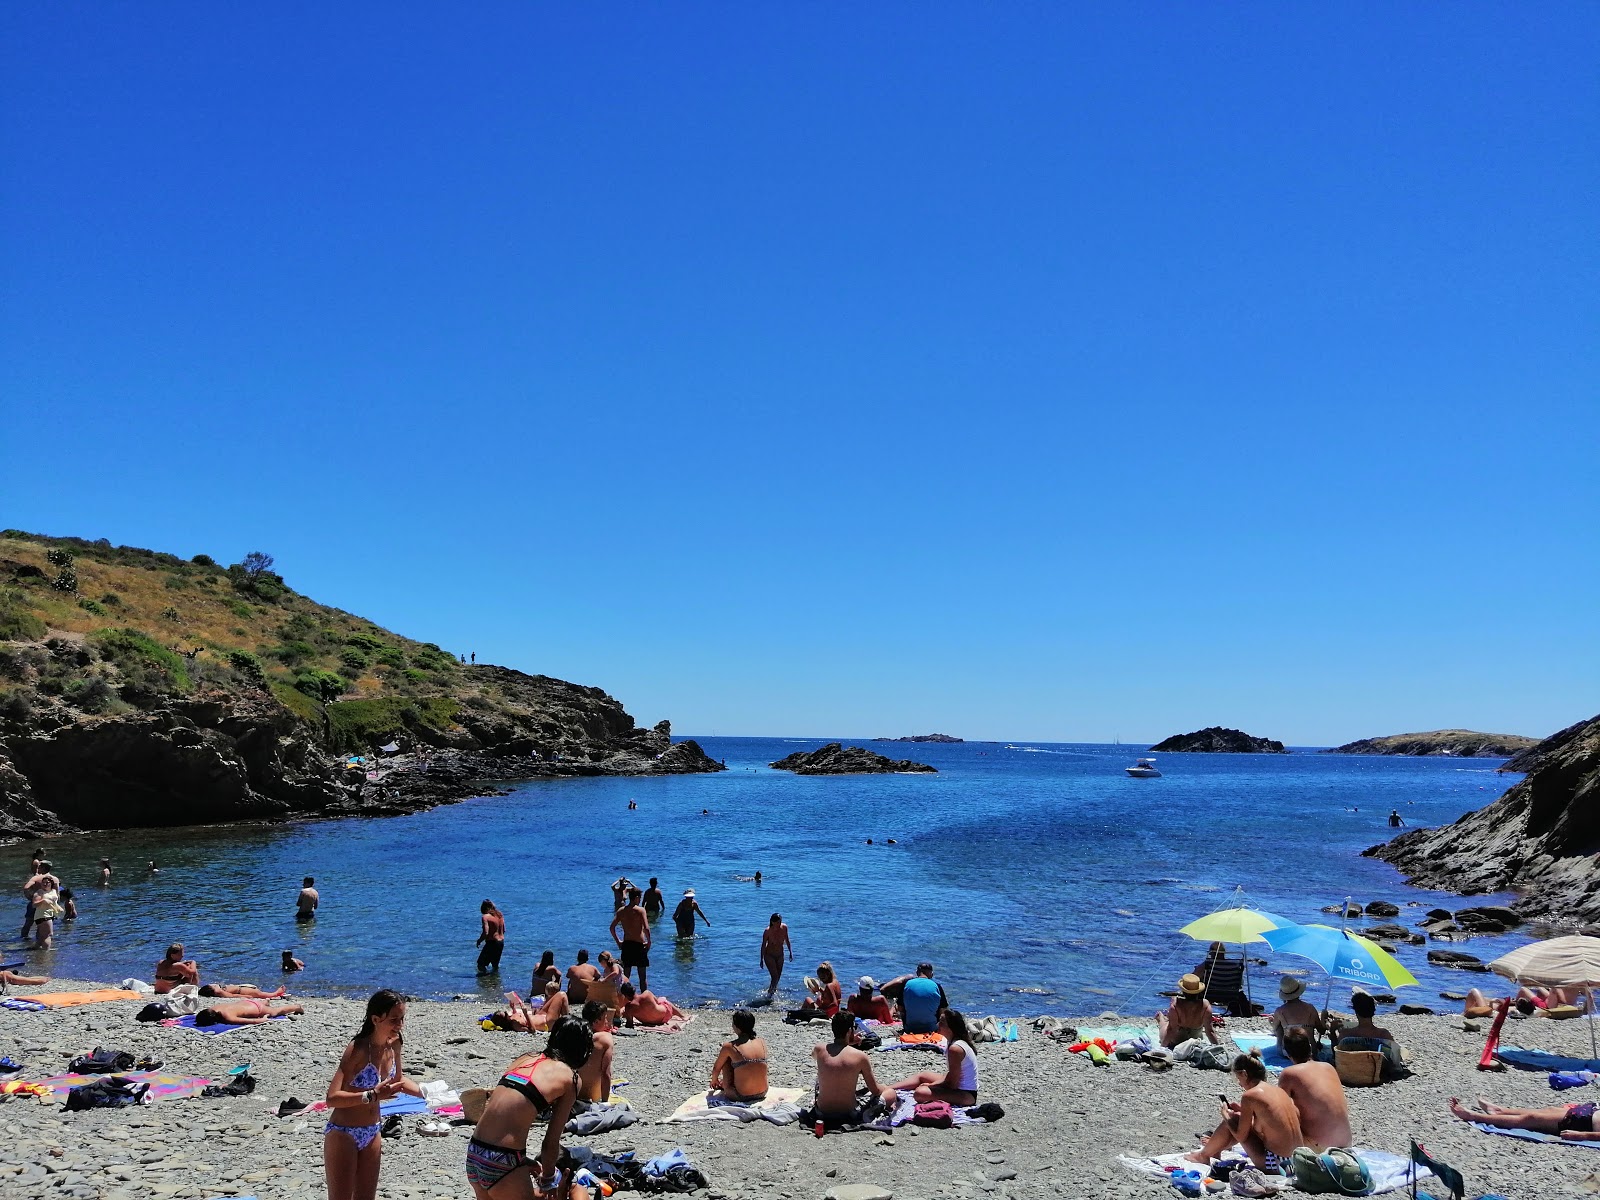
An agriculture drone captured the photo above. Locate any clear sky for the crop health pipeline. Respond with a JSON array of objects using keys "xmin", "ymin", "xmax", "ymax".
[{"xmin": 3, "ymin": 5, "xmax": 1596, "ymax": 744}]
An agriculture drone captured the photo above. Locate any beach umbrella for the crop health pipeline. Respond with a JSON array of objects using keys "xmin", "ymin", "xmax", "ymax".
[
  {"xmin": 1489, "ymin": 935, "xmax": 1600, "ymax": 1059},
  {"xmin": 1260, "ymin": 923, "xmax": 1419, "ymax": 991},
  {"xmin": 1179, "ymin": 907, "xmax": 1292, "ymax": 945}
]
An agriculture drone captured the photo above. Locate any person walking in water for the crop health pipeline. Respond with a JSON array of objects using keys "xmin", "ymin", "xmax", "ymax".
[
  {"xmin": 1387, "ymin": 809, "xmax": 1404, "ymax": 828},
  {"xmin": 761, "ymin": 913, "xmax": 793, "ymax": 996},
  {"xmin": 297, "ymin": 876, "xmax": 319, "ymax": 922},
  {"xmin": 673, "ymin": 889, "xmax": 711, "ymax": 938},
  {"xmin": 642, "ymin": 877, "xmax": 665, "ymax": 916},
  {"xmin": 609, "ymin": 886, "xmax": 652, "ymax": 991},
  {"xmin": 98, "ymin": 858, "xmax": 111, "ymax": 886},
  {"xmin": 476, "ymin": 900, "xmax": 506, "ymax": 974}
]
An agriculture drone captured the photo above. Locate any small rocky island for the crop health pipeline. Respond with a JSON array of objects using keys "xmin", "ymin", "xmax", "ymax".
[
  {"xmin": 770, "ymin": 743, "xmax": 937, "ymax": 775},
  {"xmin": 1325, "ymin": 729, "xmax": 1538, "ymax": 757},
  {"xmin": 872, "ymin": 733, "xmax": 963, "ymax": 743},
  {"xmin": 1149, "ymin": 726, "xmax": 1287, "ymax": 753}
]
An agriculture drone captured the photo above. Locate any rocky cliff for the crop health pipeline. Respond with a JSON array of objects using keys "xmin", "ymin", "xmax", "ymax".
[
  {"xmin": 770, "ymin": 743, "xmax": 937, "ymax": 775},
  {"xmin": 1149, "ymin": 727, "xmax": 1287, "ymax": 753},
  {"xmin": 1367, "ymin": 712, "xmax": 1600, "ymax": 923},
  {"xmin": 1325, "ymin": 729, "xmax": 1538, "ymax": 757},
  {"xmin": 0, "ymin": 532, "xmax": 721, "ymax": 836}
]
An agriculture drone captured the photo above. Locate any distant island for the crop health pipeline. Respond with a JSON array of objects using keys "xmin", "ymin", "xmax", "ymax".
[
  {"xmin": 770, "ymin": 743, "xmax": 937, "ymax": 775},
  {"xmin": 872, "ymin": 733, "xmax": 963, "ymax": 743},
  {"xmin": 1149, "ymin": 727, "xmax": 1287, "ymax": 753},
  {"xmin": 1324, "ymin": 729, "xmax": 1539, "ymax": 758}
]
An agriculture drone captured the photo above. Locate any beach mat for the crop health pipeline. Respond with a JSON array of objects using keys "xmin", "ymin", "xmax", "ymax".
[
  {"xmin": 1076, "ymin": 1024, "xmax": 1157, "ymax": 1045},
  {"xmin": 1496, "ymin": 1046, "xmax": 1600, "ymax": 1072},
  {"xmin": 1118, "ymin": 1147, "xmax": 1425, "ymax": 1195},
  {"xmin": 1470, "ymin": 1121, "xmax": 1600, "ymax": 1148},
  {"xmin": 30, "ymin": 1069, "xmax": 210, "ymax": 1102},
  {"xmin": 661, "ymin": 1086, "xmax": 806, "ymax": 1124},
  {"xmin": 16, "ymin": 989, "xmax": 142, "ymax": 1008},
  {"xmin": 160, "ymin": 1013, "xmax": 289, "ymax": 1035}
]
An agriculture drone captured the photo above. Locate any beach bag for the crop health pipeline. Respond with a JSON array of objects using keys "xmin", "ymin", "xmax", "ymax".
[
  {"xmin": 135, "ymin": 1002, "xmax": 177, "ymax": 1023},
  {"xmin": 912, "ymin": 1100, "xmax": 954, "ymax": 1128},
  {"xmin": 63, "ymin": 1075, "xmax": 150, "ymax": 1111},
  {"xmin": 1193, "ymin": 1043, "xmax": 1234, "ymax": 1071},
  {"xmin": 1334, "ymin": 1048, "xmax": 1385, "ymax": 1088},
  {"xmin": 1290, "ymin": 1146, "xmax": 1372, "ymax": 1195},
  {"xmin": 67, "ymin": 1048, "xmax": 135, "ymax": 1075}
]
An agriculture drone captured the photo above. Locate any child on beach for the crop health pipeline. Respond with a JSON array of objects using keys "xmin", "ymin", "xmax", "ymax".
[{"xmin": 324, "ymin": 989, "xmax": 419, "ymax": 1200}]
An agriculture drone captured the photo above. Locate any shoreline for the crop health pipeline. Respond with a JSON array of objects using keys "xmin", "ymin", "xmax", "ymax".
[{"xmin": 2, "ymin": 977, "xmax": 1594, "ymax": 1200}]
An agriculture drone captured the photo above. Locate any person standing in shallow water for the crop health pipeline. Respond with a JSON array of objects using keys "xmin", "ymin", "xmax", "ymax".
[
  {"xmin": 760, "ymin": 913, "xmax": 792, "ymax": 995},
  {"xmin": 642, "ymin": 877, "xmax": 664, "ymax": 916},
  {"xmin": 673, "ymin": 889, "xmax": 710, "ymax": 938},
  {"xmin": 297, "ymin": 876, "xmax": 319, "ymax": 922},
  {"xmin": 476, "ymin": 900, "xmax": 506, "ymax": 974},
  {"xmin": 324, "ymin": 989, "xmax": 419, "ymax": 1200}
]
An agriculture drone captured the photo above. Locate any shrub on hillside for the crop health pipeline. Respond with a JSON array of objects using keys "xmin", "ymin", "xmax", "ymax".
[
  {"xmin": 338, "ymin": 647, "xmax": 369, "ymax": 670},
  {"xmin": 90, "ymin": 627, "xmax": 190, "ymax": 706},
  {"xmin": 403, "ymin": 668, "xmax": 426, "ymax": 682},
  {"xmin": 0, "ymin": 688, "xmax": 33, "ymax": 724},
  {"xmin": 293, "ymin": 669, "xmax": 346, "ymax": 703},
  {"xmin": 227, "ymin": 600, "xmax": 253, "ymax": 619},
  {"xmin": 191, "ymin": 553, "xmax": 216, "ymax": 567},
  {"xmin": 376, "ymin": 646, "xmax": 406, "ymax": 669},
  {"xmin": 346, "ymin": 632, "xmax": 386, "ymax": 653},
  {"xmin": 0, "ymin": 594, "xmax": 46, "ymax": 641},
  {"xmin": 45, "ymin": 548, "xmax": 74, "ymax": 568},
  {"xmin": 271, "ymin": 640, "xmax": 316, "ymax": 666},
  {"xmin": 163, "ymin": 574, "xmax": 188, "ymax": 590},
  {"xmin": 79, "ymin": 598, "xmax": 106, "ymax": 615},
  {"xmin": 66, "ymin": 675, "xmax": 117, "ymax": 713},
  {"xmin": 50, "ymin": 568, "xmax": 77, "ymax": 593},
  {"xmin": 160, "ymin": 606, "xmax": 182, "ymax": 621},
  {"xmin": 99, "ymin": 592, "xmax": 122, "ymax": 607},
  {"xmin": 226, "ymin": 649, "xmax": 267, "ymax": 684}
]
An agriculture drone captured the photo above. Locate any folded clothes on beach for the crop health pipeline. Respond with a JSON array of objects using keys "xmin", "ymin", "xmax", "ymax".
[
  {"xmin": 1496, "ymin": 1046, "xmax": 1600, "ymax": 1073},
  {"xmin": 1468, "ymin": 1121, "xmax": 1600, "ymax": 1148},
  {"xmin": 875, "ymin": 1032, "xmax": 947, "ymax": 1052},
  {"xmin": 661, "ymin": 1087, "xmax": 806, "ymax": 1124},
  {"xmin": 16, "ymin": 989, "xmax": 143, "ymax": 1008},
  {"xmin": 379, "ymin": 1094, "xmax": 429, "ymax": 1116},
  {"xmin": 159, "ymin": 1013, "xmax": 289, "ymax": 1035},
  {"xmin": 28, "ymin": 1069, "xmax": 210, "ymax": 1102},
  {"xmin": 568, "ymin": 1100, "xmax": 641, "ymax": 1134},
  {"xmin": 1118, "ymin": 1148, "xmax": 1424, "ymax": 1195}
]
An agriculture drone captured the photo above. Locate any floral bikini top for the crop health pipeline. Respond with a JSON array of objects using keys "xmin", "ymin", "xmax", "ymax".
[{"xmin": 351, "ymin": 1056, "xmax": 394, "ymax": 1092}]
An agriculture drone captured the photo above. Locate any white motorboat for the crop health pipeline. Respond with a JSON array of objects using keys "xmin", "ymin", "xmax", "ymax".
[{"xmin": 1125, "ymin": 758, "xmax": 1161, "ymax": 778}]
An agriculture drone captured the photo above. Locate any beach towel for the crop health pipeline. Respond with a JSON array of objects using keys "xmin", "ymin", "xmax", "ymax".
[
  {"xmin": 876, "ymin": 1032, "xmax": 947, "ymax": 1052},
  {"xmin": 29, "ymin": 1069, "xmax": 210, "ymax": 1103},
  {"xmin": 16, "ymin": 989, "xmax": 143, "ymax": 1008},
  {"xmin": 0, "ymin": 997, "xmax": 46, "ymax": 1011},
  {"xmin": 1118, "ymin": 1148, "xmax": 1425, "ymax": 1195},
  {"xmin": 1075, "ymin": 1024, "xmax": 1157, "ymax": 1045},
  {"xmin": 1495, "ymin": 1046, "xmax": 1600, "ymax": 1073},
  {"xmin": 1468, "ymin": 1121, "xmax": 1600, "ymax": 1148},
  {"xmin": 1229, "ymin": 1033, "xmax": 1292, "ymax": 1072},
  {"xmin": 159, "ymin": 1013, "xmax": 289, "ymax": 1035},
  {"xmin": 661, "ymin": 1087, "xmax": 807, "ymax": 1125},
  {"xmin": 379, "ymin": 1094, "xmax": 429, "ymax": 1116}
]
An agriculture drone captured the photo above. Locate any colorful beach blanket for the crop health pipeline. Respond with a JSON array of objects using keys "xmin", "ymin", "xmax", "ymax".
[
  {"xmin": 159, "ymin": 1013, "xmax": 289, "ymax": 1035},
  {"xmin": 1117, "ymin": 1148, "xmax": 1426, "ymax": 1195},
  {"xmin": 30, "ymin": 1069, "xmax": 210, "ymax": 1102},
  {"xmin": 1469, "ymin": 1121, "xmax": 1600, "ymax": 1148},
  {"xmin": 16, "ymin": 989, "xmax": 143, "ymax": 1008},
  {"xmin": 661, "ymin": 1086, "xmax": 807, "ymax": 1124}
]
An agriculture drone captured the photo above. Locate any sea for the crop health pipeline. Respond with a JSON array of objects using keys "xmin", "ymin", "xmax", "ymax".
[{"xmin": 12, "ymin": 738, "xmax": 1530, "ymax": 1016}]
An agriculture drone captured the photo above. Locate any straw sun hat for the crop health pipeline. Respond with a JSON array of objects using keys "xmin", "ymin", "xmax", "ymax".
[{"xmin": 1179, "ymin": 973, "xmax": 1205, "ymax": 996}]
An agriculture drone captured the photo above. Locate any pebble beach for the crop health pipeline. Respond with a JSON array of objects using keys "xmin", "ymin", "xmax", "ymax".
[{"xmin": 3, "ymin": 979, "xmax": 1597, "ymax": 1200}]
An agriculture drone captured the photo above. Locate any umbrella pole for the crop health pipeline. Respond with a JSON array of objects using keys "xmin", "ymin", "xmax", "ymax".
[
  {"xmin": 1590, "ymin": 987, "xmax": 1597, "ymax": 1061},
  {"xmin": 1323, "ymin": 895, "xmax": 1352, "ymax": 1021}
]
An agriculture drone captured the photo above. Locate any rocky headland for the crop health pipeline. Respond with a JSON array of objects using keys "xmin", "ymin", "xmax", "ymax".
[
  {"xmin": 769, "ymin": 742, "xmax": 937, "ymax": 774},
  {"xmin": 872, "ymin": 733, "xmax": 963, "ymax": 743},
  {"xmin": 1148, "ymin": 726, "xmax": 1287, "ymax": 753},
  {"xmin": 0, "ymin": 532, "xmax": 721, "ymax": 837},
  {"xmin": 1324, "ymin": 729, "xmax": 1538, "ymax": 757},
  {"xmin": 1367, "ymin": 711, "xmax": 1600, "ymax": 925}
]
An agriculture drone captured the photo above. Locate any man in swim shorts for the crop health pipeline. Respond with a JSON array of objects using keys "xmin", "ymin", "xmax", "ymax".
[
  {"xmin": 609, "ymin": 887, "xmax": 651, "ymax": 991},
  {"xmin": 296, "ymin": 877, "xmax": 318, "ymax": 922},
  {"xmin": 809, "ymin": 1011, "xmax": 889, "ymax": 1128}
]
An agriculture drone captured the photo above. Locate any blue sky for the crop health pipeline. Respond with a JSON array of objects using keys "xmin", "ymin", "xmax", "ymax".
[{"xmin": 3, "ymin": 5, "xmax": 1595, "ymax": 744}]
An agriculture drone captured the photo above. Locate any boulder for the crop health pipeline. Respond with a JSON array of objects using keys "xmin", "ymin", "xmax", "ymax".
[
  {"xmin": 1457, "ymin": 905, "xmax": 1522, "ymax": 927},
  {"xmin": 770, "ymin": 743, "xmax": 936, "ymax": 775},
  {"xmin": 1321, "ymin": 903, "xmax": 1363, "ymax": 917},
  {"xmin": 1428, "ymin": 950, "xmax": 1488, "ymax": 972},
  {"xmin": 1363, "ymin": 924, "xmax": 1409, "ymax": 940},
  {"xmin": 826, "ymin": 1188, "xmax": 893, "ymax": 1200},
  {"xmin": 1365, "ymin": 901, "xmax": 1401, "ymax": 917},
  {"xmin": 1424, "ymin": 908, "xmax": 1454, "ymax": 922},
  {"xmin": 1398, "ymin": 1004, "xmax": 1435, "ymax": 1015}
]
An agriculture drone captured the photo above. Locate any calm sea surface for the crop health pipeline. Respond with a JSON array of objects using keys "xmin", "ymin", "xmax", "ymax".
[{"xmin": 13, "ymin": 739, "xmax": 1528, "ymax": 1016}]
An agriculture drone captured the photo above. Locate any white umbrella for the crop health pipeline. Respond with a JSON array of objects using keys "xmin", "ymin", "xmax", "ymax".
[{"xmin": 1490, "ymin": 935, "xmax": 1600, "ymax": 1058}]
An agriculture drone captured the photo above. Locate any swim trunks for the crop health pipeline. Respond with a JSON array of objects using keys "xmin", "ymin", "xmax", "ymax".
[
  {"xmin": 1562, "ymin": 1102, "xmax": 1596, "ymax": 1134},
  {"xmin": 621, "ymin": 940, "xmax": 649, "ymax": 971}
]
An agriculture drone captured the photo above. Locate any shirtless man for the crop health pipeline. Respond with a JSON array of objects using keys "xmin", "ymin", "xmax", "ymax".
[
  {"xmin": 295, "ymin": 877, "xmax": 318, "ymax": 922},
  {"xmin": 153, "ymin": 943, "xmax": 201, "ymax": 993},
  {"xmin": 618, "ymin": 980, "xmax": 684, "ymax": 1027},
  {"xmin": 566, "ymin": 949, "xmax": 601, "ymax": 1004},
  {"xmin": 1278, "ymin": 1033, "xmax": 1351, "ymax": 1150},
  {"xmin": 611, "ymin": 876, "xmax": 633, "ymax": 910},
  {"xmin": 1186, "ymin": 1054, "xmax": 1304, "ymax": 1168},
  {"xmin": 642, "ymin": 877, "xmax": 665, "ymax": 916},
  {"xmin": 609, "ymin": 887, "xmax": 652, "ymax": 990},
  {"xmin": 578, "ymin": 999, "xmax": 616, "ymax": 1102},
  {"xmin": 1270, "ymin": 976, "xmax": 1324, "ymax": 1053},
  {"xmin": 810, "ymin": 1011, "xmax": 889, "ymax": 1127},
  {"xmin": 760, "ymin": 913, "xmax": 793, "ymax": 996}
]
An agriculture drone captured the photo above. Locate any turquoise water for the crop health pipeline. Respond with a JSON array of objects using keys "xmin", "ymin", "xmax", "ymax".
[{"xmin": 12, "ymin": 739, "xmax": 1525, "ymax": 1015}]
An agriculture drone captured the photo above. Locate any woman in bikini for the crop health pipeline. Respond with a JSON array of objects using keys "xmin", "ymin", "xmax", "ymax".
[
  {"xmin": 760, "ymin": 914, "xmax": 793, "ymax": 996},
  {"xmin": 152, "ymin": 943, "xmax": 201, "ymax": 995},
  {"xmin": 530, "ymin": 949, "xmax": 561, "ymax": 992},
  {"xmin": 796, "ymin": 961, "xmax": 842, "ymax": 1017},
  {"xmin": 595, "ymin": 950, "xmax": 623, "ymax": 988},
  {"xmin": 196, "ymin": 997, "xmax": 305, "ymax": 1026},
  {"xmin": 884, "ymin": 1009, "xmax": 981, "ymax": 1106},
  {"xmin": 466, "ymin": 1015, "xmax": 594, "ymax": 1199},
  {"xmin": 709, "ymin": 1010, "xmax": 768, "ymax": 1102},
  {"xmin": 324, "ymin": 989, "xmax": 419, "ymax": 1200}
]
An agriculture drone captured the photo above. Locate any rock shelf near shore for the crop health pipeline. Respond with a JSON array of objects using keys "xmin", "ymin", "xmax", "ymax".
[{"xmin": 0, "ymin": 978, "xmax": 1590, "ymax": 1200}]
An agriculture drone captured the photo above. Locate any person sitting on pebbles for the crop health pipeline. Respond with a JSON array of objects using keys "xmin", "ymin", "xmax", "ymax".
[
  {"xmin": 153, "ymin": 943, "xmax": 201, "ymax": 994},
  {"xmin": 578, "ymin": 1000, "xmax": 616, "ymax": 1103},
  {"xmin": 1278, "ymin": 1033, "xmax": 1351, "ymax": 1151},
  {"xmin": 1158, "ymin": 973, "xmax": 1221, "ymax": 1048},
  {"xmin": 883, "ymin": 1009, "xmax": 980, "ymax": 1106},
  {"xmin": 709, "ymin": 1009, "xmax": 769, "ymax": 1103},
  {"xmin": 1270, "ymin": 976, "xmax": 1324, "ymax": 1054},
  {"xmin": 1334, "ymin": 991, "xmax": 1408, "ymax": 1074},
  {"xmin": 195, "ymin": 997, "xmax": 305, "ymax": 1026},
  {"xmin": 794, "ymin": 961, "xmax": 842, "ymax": 1018},
  {"xmin": 1186, "ymin": 1053, "xmax": 1304, "ymax": 1169},
  {"xmin": 809, "ymin": 1010, "xmax": 889, "ymax": 1129},
  {"xmin": 847, "ymin": 976, "xmax": 894, "ymax": 1023},
  {"xmin": 618, "ymin": 980, "xmax": 684, "ymax": 1027}
]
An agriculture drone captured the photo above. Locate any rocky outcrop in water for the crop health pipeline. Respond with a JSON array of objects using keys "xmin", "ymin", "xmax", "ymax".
[
  {"xmin": 1324, "ymin": 730, "xmax": 1538, "ymax": 757},
  {"xmin": 872, "ymin": 733, "xmax": 964, "ymax": 743},
  {"xmin": 1367, "ymin": 712, "xmax": 1600, "ymax": 924},
  {"xmin": 1149, "ymin": 727, "xmax": 1287, "ymax": 753},
  {"xmin": 770, "ymin": 743, "xmax": 937, "ymax": 775}
]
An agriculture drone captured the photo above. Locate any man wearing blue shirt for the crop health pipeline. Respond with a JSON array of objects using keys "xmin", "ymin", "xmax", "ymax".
[{"xmin": 883, "ymin": 962, "xmax": 948, "ymax": 1033}]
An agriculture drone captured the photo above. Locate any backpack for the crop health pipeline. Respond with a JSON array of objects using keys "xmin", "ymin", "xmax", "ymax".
[
  {"xmin": 67, "ymin": 1048, "xmax": 136, "ymax": 1075},
  {"xmin": 63, "ymin": 1076, "xmax": 150, "ymax": 1111},
  {"xmin": 912, "ymin": 1100, "xmax": 954, "ymax": 1128},
  {"xmin": 136, "ymin": 1002, "xmax": 176, "ymax": 1023},
  {"xmin": 1290, "ymin": 1146, "xmax": 1373, "ymax": 1195}
]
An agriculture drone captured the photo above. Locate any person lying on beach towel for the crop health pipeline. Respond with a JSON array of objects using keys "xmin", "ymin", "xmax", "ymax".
[
  {"xmin": 619, "ymin": 981, "xmax": 684, "ymax": 1027},
  {"xmin": 807, "ymin": 1011, "xmax": 891, "ymax": 1129},
  {"xmin": 195, "ymin": 998, "xmax": 304, "ymax": 1026},
  {"xmin": 0, "ymin": 967, "xmax": 48, "ymax": 988},
  {"xmin": 198, "ymin": 983, "xmax": 289, "ymax": 1000},
  {"xmin": 1449, "ymin": 1095, "xmax": 1600, "ymax": 1141},
  {"xmin": 1463, "ymin": 985, "xmax": 1589, "ymax": 1019},
  {"xmin": 709, "ymin": 1009, "xmax": 769, "ymax": 1102},
  {"xmin": 1185, "ymin": 1052, "xmax": 1303, "ymax": 1169}
]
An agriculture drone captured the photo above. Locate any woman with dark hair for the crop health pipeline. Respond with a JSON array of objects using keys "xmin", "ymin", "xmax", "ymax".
[
  {"xmin": 884, "ymin": 1009, "xmax": 980, "ymax": 1105},
  {"xmin": 760, "ymin": 913, "xmax": 792, "ymax": 996},
  {"xmin": 324, "ymin": 989, "xmax": 420, "ymax": 1200},
  {"xmin": 709, "ymin": 1010, "xmax": 768, "ymax": 1103},
  {"xmin": 531, "ymin": 949, "xmax": 560, "ymax": 992},
  {"xmin": 466, "ymin": 1015, "xmax": 595, "ymax": 1199},
  {"xmin": 477, "ymin": 901, "xmax": 506, "ymax": 975}
]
